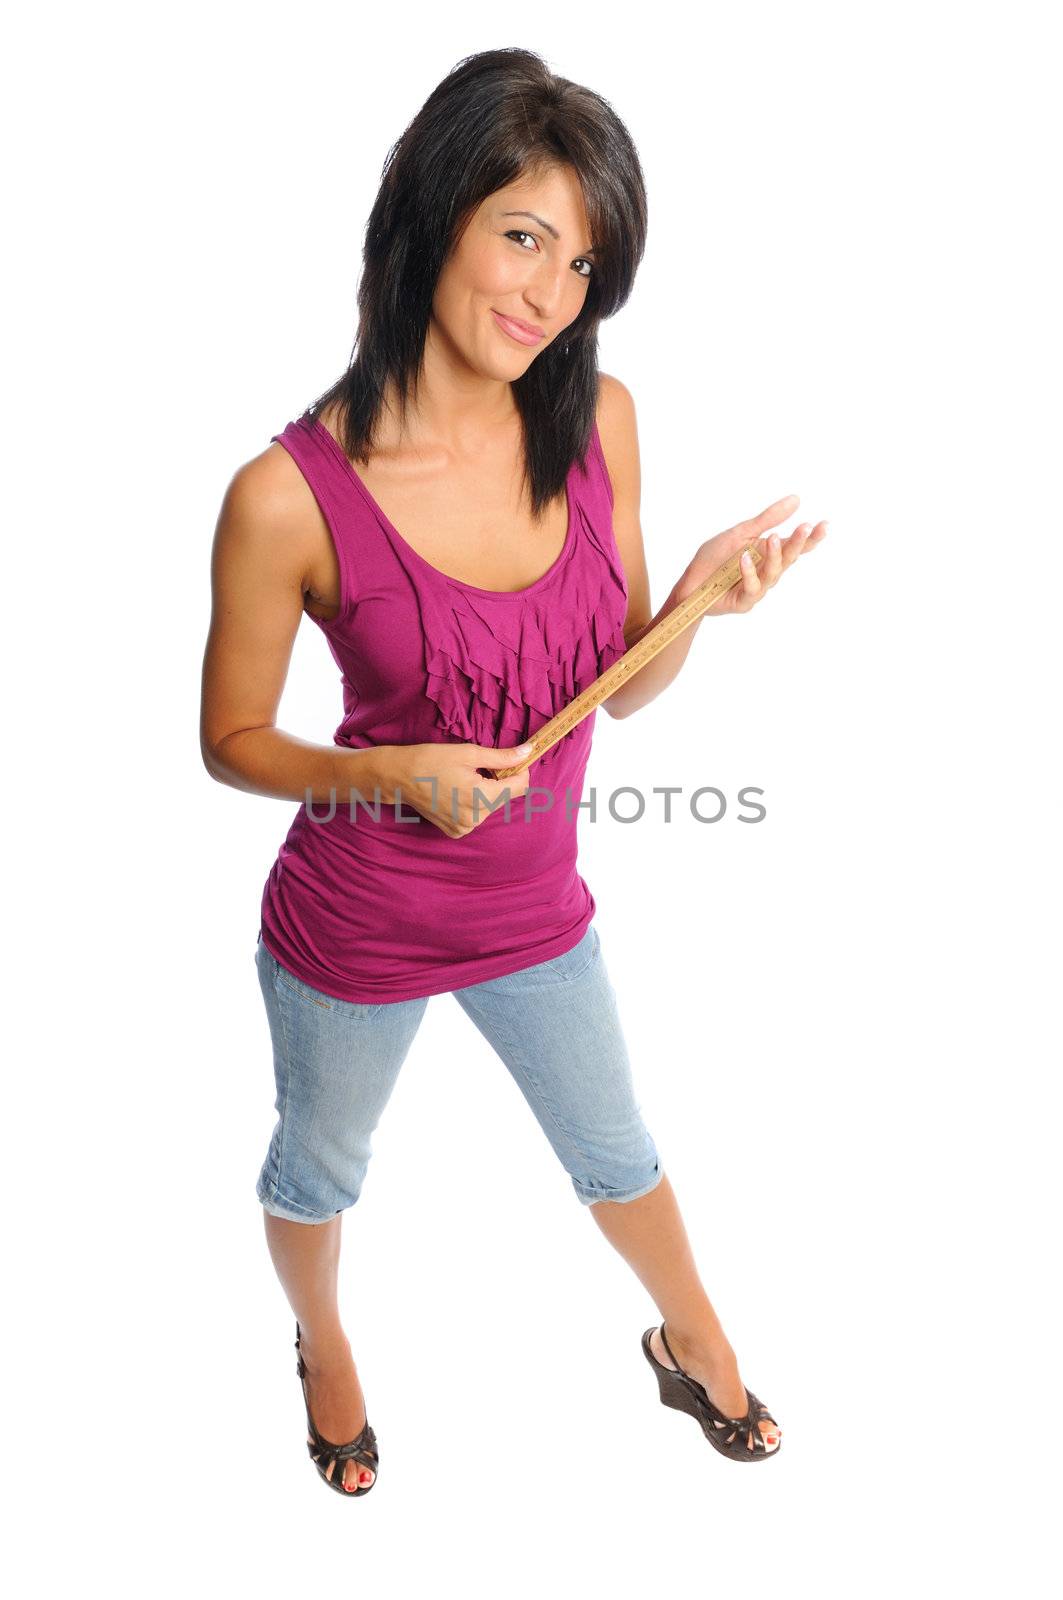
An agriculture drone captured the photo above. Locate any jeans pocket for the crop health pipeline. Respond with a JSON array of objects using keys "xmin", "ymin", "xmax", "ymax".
[
  {"xmin": 274, "ymin": 962, "xmax": 382, "ymax": 1020},
  {"xmin": 275, "ymin": 968, "xmax": 335, "ymax": 1011},
  {"xmin": 543, "ymin": 924, "xmax": 599, "ymax": 984}
]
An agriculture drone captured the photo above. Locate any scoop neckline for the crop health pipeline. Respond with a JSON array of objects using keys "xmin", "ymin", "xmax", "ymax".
[{"xmin": 310, "ymin": 415, "xmax": 577, "ymax": 599}]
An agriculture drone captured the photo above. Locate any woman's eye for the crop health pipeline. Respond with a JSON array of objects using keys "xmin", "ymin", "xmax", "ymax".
[{"xmin": 505, "ymin": 231, "xmax": 594, "ymax": 280}]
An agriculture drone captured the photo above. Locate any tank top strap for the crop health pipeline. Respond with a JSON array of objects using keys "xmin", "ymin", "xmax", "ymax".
[
  {"xmin": 587, "ymin": 417, "xmax": 615, "ymax": 509},
  {"xmin": 573, "ymin": 415, "xmax": 625, "ymax": 600},
  {"xmin": 269, "ymin": 414, "xmax": 386, "ymax": 622}
]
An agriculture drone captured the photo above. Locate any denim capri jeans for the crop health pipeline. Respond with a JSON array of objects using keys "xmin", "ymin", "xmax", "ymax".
[{"xmin": 254, "ymin": 922, "xmax": 663, "ymax": 1222}]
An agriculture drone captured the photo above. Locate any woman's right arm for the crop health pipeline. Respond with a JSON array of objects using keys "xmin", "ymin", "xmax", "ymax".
[
  {"xmin": 199, "ymin": 446, "xmax": 386, "ymax": 804},
  {"xmin": 199, "ymin": 447, "xmax": 534, "ymax": 832}
]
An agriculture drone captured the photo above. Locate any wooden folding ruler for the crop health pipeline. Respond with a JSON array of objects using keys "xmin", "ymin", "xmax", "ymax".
[{"xmin": 488, "ymin": 542, "xmax": 766, "ymax": 780}]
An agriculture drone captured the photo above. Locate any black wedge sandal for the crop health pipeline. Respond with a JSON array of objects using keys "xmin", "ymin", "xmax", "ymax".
[
  {"xmin": 295, "ymin": 1320, "xmax": 380, "ymax": 1496},
  {"xmin": 642, "ymin": 1322, "xmax": 782, "ymax": 1463}
]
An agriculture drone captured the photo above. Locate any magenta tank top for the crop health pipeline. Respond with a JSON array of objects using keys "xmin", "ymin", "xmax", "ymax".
[{"xmin": 258, "ymin": 412, "xmax": 629, "ymax": 1002}]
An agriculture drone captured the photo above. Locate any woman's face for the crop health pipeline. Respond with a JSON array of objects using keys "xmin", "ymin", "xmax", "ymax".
[{"xmin": 431, "ymin": 163, "xmax": 596, "ymax": 378}]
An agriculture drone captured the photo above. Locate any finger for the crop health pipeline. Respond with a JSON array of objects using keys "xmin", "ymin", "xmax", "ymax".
[
  {"xmin": 794, "ymin": 519, "xmax": 828, "ymax": 549},
  {"xmin": 765, "ymin": 532, "xmax": 784, "ymax": 585},
  {"xmin": 474, "ymin": 742, "xmax": 535, "ymax": 765},
  {"xmin": 739, "ymin": 548, "xmax": 763, "ymax": 599},
  {"xmin": 780, "ymin": 523, "xmax": 811, "ymax": 567},
  {"xmin": 741, "ymin": 494, "xmax": 799, "ymax": 538},
  {"xmin": 472, "ymin": 742, "xmax": 534, "ymax": 778}
]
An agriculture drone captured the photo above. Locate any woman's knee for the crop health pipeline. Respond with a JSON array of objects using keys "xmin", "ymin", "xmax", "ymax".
[
  {"xmin": 567, "ymin": 1126, "xmax": 663, "ymax": 1207},
  {"xmin": 255, "ymin": 1119, "xmax": 373, "ymax": 1221}
]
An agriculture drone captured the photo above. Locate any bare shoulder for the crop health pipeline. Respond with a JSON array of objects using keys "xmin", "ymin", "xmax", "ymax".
[
  {"xmin": 212, "ymin": 439, "xmax": 322, "ymax": 587},
  {"xmin": 219, "ymin": 440, "xmax": 312, "ymax": 544},
  {"xmin": 595, "ymin": 373, "xmax": 640, "ymax": 504},
  {"xmin": 596, "ymin": 370, "xmax": 637, "ymax": 425}
]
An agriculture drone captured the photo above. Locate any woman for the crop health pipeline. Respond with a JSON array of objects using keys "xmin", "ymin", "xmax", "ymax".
[{"xmin": 201, "ymin": 47, "xmax": 824, "ymax": 1496}]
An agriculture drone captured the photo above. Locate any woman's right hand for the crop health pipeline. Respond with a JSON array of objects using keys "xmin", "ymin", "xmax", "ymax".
[{"xmin": 367, "ymin": 740, "xmax": 537, "ymax": 837}]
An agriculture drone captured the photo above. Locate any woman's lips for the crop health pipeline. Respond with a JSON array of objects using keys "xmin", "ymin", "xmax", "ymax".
[{"xmin": 491, "ymin": 309, "xmax": 545, "ymax": 346}]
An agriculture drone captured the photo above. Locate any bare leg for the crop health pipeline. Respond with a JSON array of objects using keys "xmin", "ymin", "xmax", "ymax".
[
  {"xmin": 262, "ymin": 1210, "xmax": 376, "ymax": 1491},
  {"xmin": 587, "ymin": 1172, "xmax": 780, "ymax": 1451}
]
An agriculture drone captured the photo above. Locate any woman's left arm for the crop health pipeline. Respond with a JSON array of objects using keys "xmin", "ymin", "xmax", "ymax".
[{"xmin": 596, "ymin": 374, "xmax": 827, "ymax": 721}]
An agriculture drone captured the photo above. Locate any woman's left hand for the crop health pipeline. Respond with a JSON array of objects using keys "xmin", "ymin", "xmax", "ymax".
[{"xmin": 675, "ymin": 494, "xmax": 828, "ymax": 616}]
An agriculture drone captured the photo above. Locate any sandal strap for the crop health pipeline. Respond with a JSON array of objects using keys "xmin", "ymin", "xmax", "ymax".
[
  {"xmin": 658, "ymin": 1322, "xmax": 687, "ymax": 1376},
  {"xmin": 307, "ymin": 1423, "xmax": 379, "ymax": 1478},
  {"xmin": 658, "ymin": 1323, "xmax": 757, "ymax": 1429},
  {"xmin": 746, "ymin": 1389, "xmax": 779, "ymax": 1426}
]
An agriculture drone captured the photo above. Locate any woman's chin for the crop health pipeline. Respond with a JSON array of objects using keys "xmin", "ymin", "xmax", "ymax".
[{"xmin": 470, "ymin": 344, "xmax": 535, "ymax": 382}]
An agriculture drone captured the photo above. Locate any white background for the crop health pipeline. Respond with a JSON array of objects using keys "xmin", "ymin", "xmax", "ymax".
[{"xmin": 6, "ymin": 2, "xmax": 1059, "ymax": 1593}]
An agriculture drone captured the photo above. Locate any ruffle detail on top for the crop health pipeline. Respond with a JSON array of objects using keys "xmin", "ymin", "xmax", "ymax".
[{"xmin": 420, "ymin": 501, "xmax": 628, "ymax": 771}]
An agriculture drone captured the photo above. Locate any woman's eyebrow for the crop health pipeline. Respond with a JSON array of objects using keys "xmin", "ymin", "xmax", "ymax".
[{"xmin": 501, "ymin": 210, "xmax": 598, "ymax": 254}]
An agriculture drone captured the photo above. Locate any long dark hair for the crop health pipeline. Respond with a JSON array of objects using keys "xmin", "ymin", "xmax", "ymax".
[{"xmin": 302, "ymin": 47, "xmax": 648, "ymax": 517}]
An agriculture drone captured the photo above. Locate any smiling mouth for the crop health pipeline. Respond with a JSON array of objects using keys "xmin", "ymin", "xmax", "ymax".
[{"xmin": 492, "ymin": 309, "xmax": 546, "ymax": 344}]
